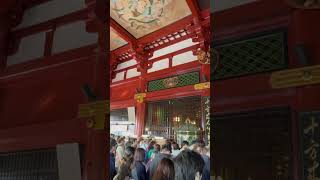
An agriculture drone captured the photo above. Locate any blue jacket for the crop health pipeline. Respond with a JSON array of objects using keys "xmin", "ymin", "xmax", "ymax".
[
  {"xmin": 110, "ymin": 153, "xmax": 116, "ymax": 179},
  {"xmin": 132, "ymin": 161, "xmax": 148, "ymax": 180}
]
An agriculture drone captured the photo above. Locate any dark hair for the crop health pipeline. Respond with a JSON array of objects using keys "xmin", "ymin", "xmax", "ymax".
[
  {"xmin": 174, "ymin": 150, "xmax": 204, "ymax": 180},
  {"xmin": 154, "ymin": 144, "xmax": 161, "ymax": 153},
  {"xmin": 147, "ymin": 141, "xmax": 156, "ymax": 151},
  {"xmin": 198, "ymin": 140, "xmax": 205, "ymax": 148},
  {"xmin": 134, "ymin": 148, "xmax": 145, "ymax": 162},
  {"xmin": 181, "ymin": 141, "xmax": 189, "ymax": 147},
  {"xmin": 125, "ymin": 146, "xmax": 135, "ymax": 160},
  {"xmin": 110, "ymin": 138, "xmax": 117, "ymax": 148},
  {"xmin": 153, "ymin": 158, "xmax": 175, "ymax": 180},
  {"xmin": 162, "ymin": 143, "xmax": 172, "ymax": 153},
  {"xmin": 172, "ymin": 142, "xmax": 179, "ymax": 150}
]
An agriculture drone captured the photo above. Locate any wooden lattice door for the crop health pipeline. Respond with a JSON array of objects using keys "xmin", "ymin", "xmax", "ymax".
[{"xmin": 146, "ymin": 96, "xmax": 202, "ymax": 140}]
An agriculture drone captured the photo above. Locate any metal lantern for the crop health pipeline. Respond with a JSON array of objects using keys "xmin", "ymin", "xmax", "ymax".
[{"xmin": 175, "ymin": 118, "xmax": 200, "ymax": 145}]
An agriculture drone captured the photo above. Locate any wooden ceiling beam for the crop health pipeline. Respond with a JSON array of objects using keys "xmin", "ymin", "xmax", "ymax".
[
  {"xmin": 110, "ymin": 18, "xmax": 137, "ymax": 47},
  {"xmin": 186, "ymin": 0, "xmax": 201, "ymax": 21}
]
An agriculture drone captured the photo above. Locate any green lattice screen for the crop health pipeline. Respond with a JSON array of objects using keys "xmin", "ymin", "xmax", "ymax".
[
  {"xmin": 213, "ymin": 31, "xmax": 288, "ymax": 80},
  {"xmin": 148, "ymin": 71, "xmax": 200, "ymax": 92}
]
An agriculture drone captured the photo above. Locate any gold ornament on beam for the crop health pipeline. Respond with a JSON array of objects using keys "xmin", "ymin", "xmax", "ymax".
[
  {"xmin": 163, "ymin": 77, "xmax": 179, "ymax": 88},
  {"xmin": 78, "ymin": 100, "xmax": 109, "ymax": 130},
  {"xmin": 194, "ymin": 82, "xmax": 210, "ymax": 90},
  {"xmin": 270, "ymin": 65, "xmax": 320, "ymax": 89},
  {"xmin": 134, "ymin": 93, "xmax": 147, "ymax": 103},
  {"xmin": 197, "ymin": 49, "xmax": 210, "ymax": 64}
]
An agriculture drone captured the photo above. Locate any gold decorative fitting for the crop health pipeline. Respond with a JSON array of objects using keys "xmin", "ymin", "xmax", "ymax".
[
  {"xmin": 270, "ymin": 65, "xmax": 320, "ymax": 89},
  {"xmin": 197, "ymin": 49, "xmax": 210, "ymax": 64},
  {"xmin": 134, "ymin": 93, "xmax": 147, "ymax": 103},
  {"xmin": 78, "ymin": 100, "xmax": 109, "ymax": 130},
  {"xmin": 163, "ymin": 77, "xmax": 179, "ymax": 88},
  {"xmin": 194, "ymin": 82, "xmax": 210, "ymax": 90}
]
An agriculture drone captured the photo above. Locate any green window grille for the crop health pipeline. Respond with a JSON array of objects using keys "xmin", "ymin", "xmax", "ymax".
[
  {"xmin": 148, "ymin": 71, "xmax": 200, "ymax": 92},
  {"xmin": 213, "ymin": 31, "xmax": 288, "ymax": 80}
]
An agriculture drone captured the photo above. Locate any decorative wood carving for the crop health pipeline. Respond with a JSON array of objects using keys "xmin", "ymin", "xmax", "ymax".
[{"xmin": 134, "ymin": 93, "xmax": 147, "ymax": 103}]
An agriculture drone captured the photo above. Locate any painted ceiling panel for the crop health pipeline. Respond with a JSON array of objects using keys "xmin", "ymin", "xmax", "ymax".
[
  {"xmin": 110, "ymin": 0, "xmax": 192, "ymax": 38},
  {"xmin": 110, "ymin": 27, "xmax": 128, "ymax": 51}
]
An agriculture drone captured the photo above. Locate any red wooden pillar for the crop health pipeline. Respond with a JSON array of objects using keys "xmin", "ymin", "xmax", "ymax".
[
  {"xmin": 83, "ymin": 29, "xmax": 108, "ymax": 180},
  {"xmin": 83, "ymin": 0, "xmax": 108, "ymax": 179},
  {"xmin": 133, "ymin": 50, "xmax": 149, "ymax": 137}
]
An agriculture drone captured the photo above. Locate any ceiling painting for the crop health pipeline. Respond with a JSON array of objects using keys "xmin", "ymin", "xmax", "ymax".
[
  {"xmin": 110, "ymin": 27, "xmax": 128, "ymax": 51},
  {"xmin": 110, "ymin": 0, "xmax": 192, "ymax": 38}
]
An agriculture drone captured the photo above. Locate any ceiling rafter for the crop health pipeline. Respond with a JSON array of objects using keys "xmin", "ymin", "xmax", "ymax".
[{"xmin": 110, "ymin": 18, "xmax": 137, "ymax": 47}]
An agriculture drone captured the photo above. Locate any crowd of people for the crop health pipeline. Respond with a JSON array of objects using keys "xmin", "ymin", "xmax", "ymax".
[{"xmin": 110, "ymin": 135, "xmax": 210, "ymax": 180}]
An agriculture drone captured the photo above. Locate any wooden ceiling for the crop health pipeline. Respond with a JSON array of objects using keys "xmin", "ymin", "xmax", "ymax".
[
  {"xmin": 110, "ymin": 0, "xmax": 192, "ymax": 39},
  {"xmin": 110, "ymin": 0, "xmax": 209, "ymax": 52}
]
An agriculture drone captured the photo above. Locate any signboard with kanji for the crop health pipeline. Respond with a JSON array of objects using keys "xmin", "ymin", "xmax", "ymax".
[{"xmin": 300, "ymin": 112, "xmax": 320, "ymax": 180}]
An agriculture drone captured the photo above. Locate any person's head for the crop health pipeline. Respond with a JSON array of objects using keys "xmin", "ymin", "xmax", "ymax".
[
  {"xmin": 181, "ymin": 141, "xmax": 189, "ymax": 147},
  {"xmin": 174, "ymin": 150, "xmax": 205, "ymax": 180},
  {"xmin": 172, "ymin": 142, "xmax": 179, "ymax": 150},
  {"xmin": 124, "ymin": 146, "xmax": 135, "ymax": 160},
  {"xmin": 117, "ymin": 137, "xmax": 125, "ymax": 145},
  {"xmin": 161, "ymin": 144, "xmax": 172, "ymax": 154},
  {"xmin": 133, "ymin": 148, "xmax": 145, "ymax": 162},
  {"xmin": 153, "ymin": 158, "xmax": 175, "ymax": 180},
  {"xmin": 148, "ymin": 141, "xmax": 156, "ymax": 151},
  {"xmin": 154, "ymin": 144, "xmax": 161, "ymax": 153},
  {"xmin": 196, "ymin": 146, "xmax": 208, "ymax": 156},
  {"xmin": 189, "ymin": 143, "xmax": 199, "ymax": 152},
  {"xmin": 198, "ymin": 140, "xmax": 205, "ymax": 148},
  {"xmin": 137, "ymin": 136, "xmax": 143, "ymax": 142},
  {"xmin": 110, "ymin": 138, "xmax": 117, "ymax": 153}
]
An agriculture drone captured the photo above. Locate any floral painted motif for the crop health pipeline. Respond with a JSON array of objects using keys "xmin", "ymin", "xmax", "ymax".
[{"xmin": 111, "ymin": 0, "xmax": 191, "ymax": 38}]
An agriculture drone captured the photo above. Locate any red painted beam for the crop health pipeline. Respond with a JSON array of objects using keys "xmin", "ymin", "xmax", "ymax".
[
  {"xmin": 11, "ymin": 8, "xmax": 89, "ymax": 38},
  {"xmin": 146, "ymin": 84, "xmax": 203, "ymax": 102},
  {"xmin": 186, "ymin": 0, "xmax": 201, "ymax": 21}
]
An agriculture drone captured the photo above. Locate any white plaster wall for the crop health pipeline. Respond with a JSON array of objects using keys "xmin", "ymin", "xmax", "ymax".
[
  {"xmin": 212, "ymin": 0, "xmax": 257, "ymax": 12},
  {"xmin": 126, "ymin": 68, "xmax": 141, "ymax": 78},
  {"xmin": 116, "ymin": 59, "xmax": 137, "ymax": 71},
  {"xmin": 112, "ymin": 71, "xmax": 125, "ymax": 82},
  {"xmin": 7, "ymin": 32, "xmax": 46, "ymax": 66},
  {"xmin": 52, "ymin": 21, "xmax": 98, "ymax": 54},
  {"xmin": 15, "ymin": 0, "xmax": 85, "ymax": 29},
  {"xmin": 172, "ymin": 51, "xmax": 197, "ymax": 66},
  {"xmin": 148, "ymin": 58, "xmax": 169, "ymax": 73},
  {"xmin": 57, "ymin": 143, "xmax": 82, "ymax": 180},
  {"xmin": 150, "ymin": 38, "xmax": 198, "ymax": 60}
]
